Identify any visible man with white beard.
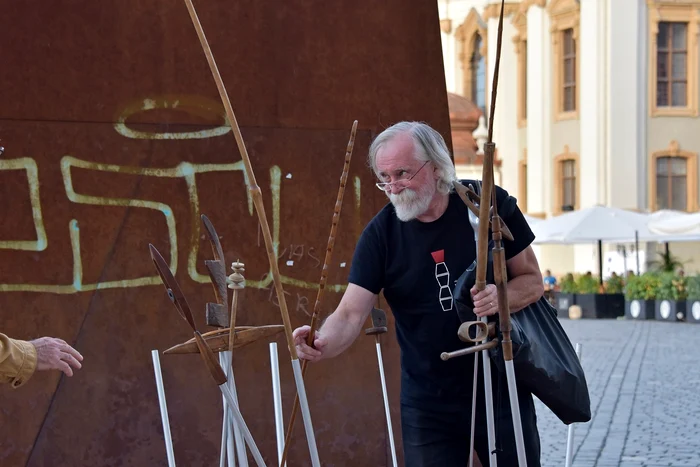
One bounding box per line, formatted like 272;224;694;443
293;121;544;466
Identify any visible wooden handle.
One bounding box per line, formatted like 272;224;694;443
306;119;357;348
194;331;227;386
163;325;285;355
149;243;197;331
364;326;388;336
440;339;499;361
201;214;225;261
227;261;245;352
457;321;489;343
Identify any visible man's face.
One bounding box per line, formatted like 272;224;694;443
375;133;436;221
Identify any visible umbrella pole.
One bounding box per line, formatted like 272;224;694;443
597;240;603;286
635;231;640;275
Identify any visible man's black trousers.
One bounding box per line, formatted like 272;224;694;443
400;362;541;467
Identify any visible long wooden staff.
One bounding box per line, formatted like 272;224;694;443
481;2;528;465
182;1;320;465
280;120;357;466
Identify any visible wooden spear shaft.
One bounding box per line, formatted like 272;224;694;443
182;1;320;465
280;121;357;466
183;0;297;357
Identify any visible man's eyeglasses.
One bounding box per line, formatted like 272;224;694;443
375;160;430;192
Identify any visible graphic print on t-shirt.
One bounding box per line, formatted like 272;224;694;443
431;249;453;311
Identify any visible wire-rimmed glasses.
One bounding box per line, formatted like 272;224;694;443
375;160;430;192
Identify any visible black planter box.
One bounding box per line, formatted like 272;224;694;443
655;300;687;322
576;293;625;319
625;299;655;320
688;300;700;324
553;292;575;317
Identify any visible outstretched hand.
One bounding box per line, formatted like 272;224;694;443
293;325;328;363
30;337;83;377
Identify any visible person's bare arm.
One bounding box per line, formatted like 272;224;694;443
505;246;544;313
294;283;376;362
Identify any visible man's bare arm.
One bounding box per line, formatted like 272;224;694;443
294;283;376;362
505;246;544;313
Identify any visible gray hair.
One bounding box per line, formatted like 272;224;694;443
368;121;457;195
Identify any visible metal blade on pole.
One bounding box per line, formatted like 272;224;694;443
151;350;176;467
290;358;320;467
219;383;267;467
219;352;235;467
481;316;497;467
375;341;398;467
504;362;527;465
468;351;479;467
225;353;249;467
270;343;286;467
365;307;398;467
565;343;583;467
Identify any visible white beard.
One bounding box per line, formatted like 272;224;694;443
388;185;435;221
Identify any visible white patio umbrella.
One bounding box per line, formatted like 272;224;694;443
648;211;700;237
530;205;659;280
523;214;542;227
530;205;655;244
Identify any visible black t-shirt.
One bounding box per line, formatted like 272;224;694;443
348;180;535;410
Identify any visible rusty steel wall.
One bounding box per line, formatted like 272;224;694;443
0;1;452;465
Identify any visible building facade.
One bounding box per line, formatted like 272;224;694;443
439;0;700;275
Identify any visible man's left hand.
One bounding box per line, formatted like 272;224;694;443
471;284;500;317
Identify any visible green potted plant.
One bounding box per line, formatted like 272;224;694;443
624;272;660;320
553;273;577;316
573;273;607;319
648;249;685;273
600;273;626;318
654;272;687;322
686;274;700;324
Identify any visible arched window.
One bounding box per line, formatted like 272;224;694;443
553;145;580;214
656;156;687;210
650;140;698;211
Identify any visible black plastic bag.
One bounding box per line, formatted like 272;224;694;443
454;248;591;425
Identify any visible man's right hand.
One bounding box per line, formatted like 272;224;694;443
30;337;83;377
293;325;328;363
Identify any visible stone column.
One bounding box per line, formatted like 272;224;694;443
525;3;551;217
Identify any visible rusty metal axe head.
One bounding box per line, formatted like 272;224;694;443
364;307;388;335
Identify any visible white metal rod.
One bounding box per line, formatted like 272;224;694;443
290;358;321;467
225;351;248;467
481;316;497;467
565;343;583;467
269;343;285;467
219;383;266;467
504;361;527;467
151;350;176;467
219;352;235;467
375;342;398;467
469;350;479;467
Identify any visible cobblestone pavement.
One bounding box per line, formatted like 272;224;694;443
535;318;700;467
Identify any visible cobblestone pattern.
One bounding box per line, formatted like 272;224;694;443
532;318;700;467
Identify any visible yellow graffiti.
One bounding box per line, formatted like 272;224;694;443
113;95;232;140
0;156;350;294
0;158;48;251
